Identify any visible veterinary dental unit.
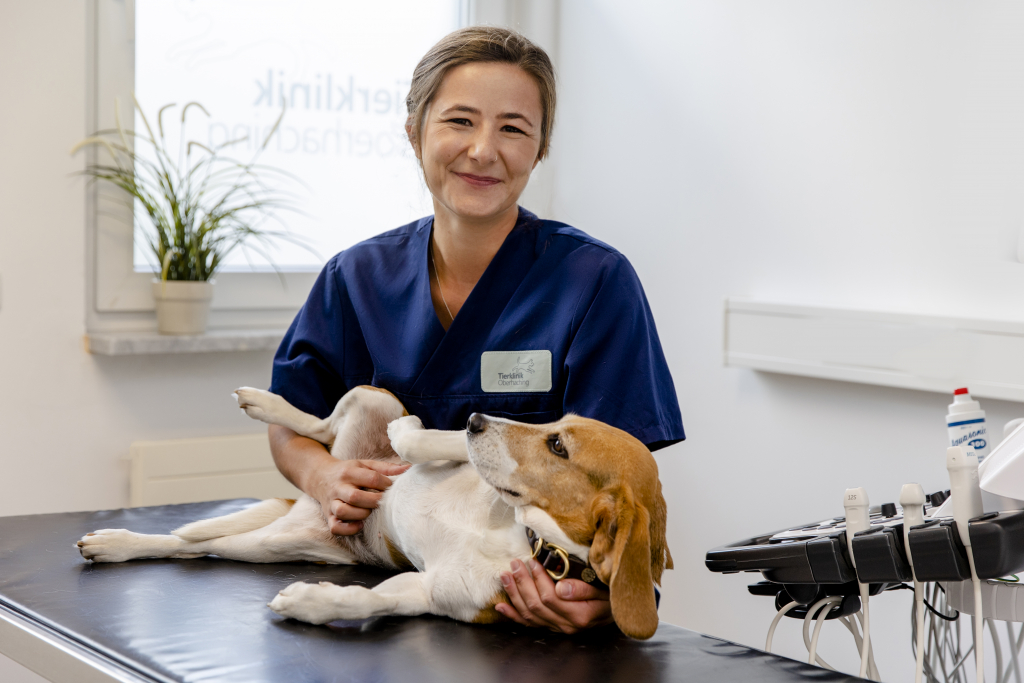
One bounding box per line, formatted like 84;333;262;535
707;388;1024;682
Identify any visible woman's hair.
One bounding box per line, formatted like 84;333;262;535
406;26;556;160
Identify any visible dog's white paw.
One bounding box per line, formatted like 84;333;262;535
387;415;424;462
268;581;349;624
77;529;156;563
233;387;283;423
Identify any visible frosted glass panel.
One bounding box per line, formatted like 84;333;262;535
134;0;463;272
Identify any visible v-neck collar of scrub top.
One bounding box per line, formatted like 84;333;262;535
409;207;540;397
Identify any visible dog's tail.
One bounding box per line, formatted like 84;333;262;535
172;498;296;542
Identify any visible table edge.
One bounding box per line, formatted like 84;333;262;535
0;601;160;683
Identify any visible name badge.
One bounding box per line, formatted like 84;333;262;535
480;350;552;393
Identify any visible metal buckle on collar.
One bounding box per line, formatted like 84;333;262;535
530;535;571;581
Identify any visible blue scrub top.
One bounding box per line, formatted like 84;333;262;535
270;208;684;451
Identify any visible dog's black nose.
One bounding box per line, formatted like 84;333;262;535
467;413;487;434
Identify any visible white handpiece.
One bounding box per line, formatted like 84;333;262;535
844;487;870;568
948;447;987;683
845;487;875;679
947;446;983;547
900;483;927;530
902;483;928;683
899;483;926;572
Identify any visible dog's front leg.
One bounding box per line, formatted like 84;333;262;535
233;387;335;445
269;571;431;624
387;416;469;464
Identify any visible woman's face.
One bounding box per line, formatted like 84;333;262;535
412;62;543;224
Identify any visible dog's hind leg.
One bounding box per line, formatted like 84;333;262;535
78;497;356;565
182;514;358;565
77;527;216;562
173;498;295;542
269;571;432;624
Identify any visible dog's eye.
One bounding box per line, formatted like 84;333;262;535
547;434;568;459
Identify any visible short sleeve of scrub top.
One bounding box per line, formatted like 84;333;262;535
270;208;684;451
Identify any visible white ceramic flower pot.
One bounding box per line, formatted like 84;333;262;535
151;279;214;335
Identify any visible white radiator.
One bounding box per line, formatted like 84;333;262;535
129;433;301;507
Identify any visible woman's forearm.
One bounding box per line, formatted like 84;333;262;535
268;424;333;498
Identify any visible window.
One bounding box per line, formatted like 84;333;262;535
134;1;466;273
86;0;555;333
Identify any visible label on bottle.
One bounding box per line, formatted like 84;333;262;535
949;418;989;462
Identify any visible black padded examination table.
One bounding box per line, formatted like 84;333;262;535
0;500;863;682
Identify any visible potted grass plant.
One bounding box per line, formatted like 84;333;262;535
73;96;308;334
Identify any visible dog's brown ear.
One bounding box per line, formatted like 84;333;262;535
590;486;659;640
648;478;672;579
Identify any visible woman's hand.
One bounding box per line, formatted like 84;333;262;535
268;425;409;536
496;558;613;634
310;458;410;536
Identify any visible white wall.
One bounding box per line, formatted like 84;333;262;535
0;2;272;514
0;5;269;678
552;1;1024;679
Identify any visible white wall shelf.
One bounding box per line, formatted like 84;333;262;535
85;329;286;356
725;299;1024;403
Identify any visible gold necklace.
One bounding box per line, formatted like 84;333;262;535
430;242;454;324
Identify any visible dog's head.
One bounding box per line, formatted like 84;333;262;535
465;413;672;640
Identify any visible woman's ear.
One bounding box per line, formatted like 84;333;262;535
405;122;421;160
589;486;659;640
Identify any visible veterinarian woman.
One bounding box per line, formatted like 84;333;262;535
268;26;684;634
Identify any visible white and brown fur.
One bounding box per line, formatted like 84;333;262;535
77;386;672;639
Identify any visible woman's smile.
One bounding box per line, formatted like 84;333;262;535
453;171;502;187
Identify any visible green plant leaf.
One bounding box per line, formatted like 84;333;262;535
72;99;314;281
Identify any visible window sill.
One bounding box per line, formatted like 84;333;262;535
85;329;286;356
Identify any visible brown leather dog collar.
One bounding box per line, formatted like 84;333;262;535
526;527;608;590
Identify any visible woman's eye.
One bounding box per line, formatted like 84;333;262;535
547;435;568;459
502;125;525;134
447;118;472;126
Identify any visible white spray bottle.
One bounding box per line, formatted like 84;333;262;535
947;387;989;463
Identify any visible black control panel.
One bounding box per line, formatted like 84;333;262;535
706;503;1024;617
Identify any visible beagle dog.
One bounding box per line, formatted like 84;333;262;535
77;386;672;639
